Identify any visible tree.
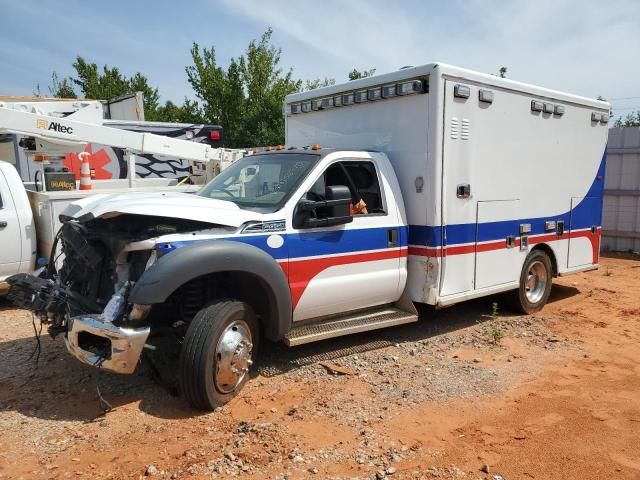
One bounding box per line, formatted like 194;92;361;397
614;112;640;127
49;72;76;98
304;77;335;91
499;67;507;78
186;28;301;147
49;57;165;120
348;68;376;81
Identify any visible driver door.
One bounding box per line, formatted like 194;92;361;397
288;158;404;322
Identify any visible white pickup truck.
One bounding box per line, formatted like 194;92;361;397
0;161;36;292
8;63;609;411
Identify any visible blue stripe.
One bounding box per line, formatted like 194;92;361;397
409;150;606;247
158;225;409;260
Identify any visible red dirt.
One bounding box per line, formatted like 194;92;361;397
0;255;638;479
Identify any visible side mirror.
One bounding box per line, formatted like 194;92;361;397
294;185;353;229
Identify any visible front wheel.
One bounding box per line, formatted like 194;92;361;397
507;250;553;314
179;300;258;410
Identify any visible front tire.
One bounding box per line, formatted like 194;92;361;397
179;300;258;410
507;250;553;314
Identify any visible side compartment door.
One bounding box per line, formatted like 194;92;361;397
288;159;402;322
475;200;521;289
568;196;601;268
0;170;22;279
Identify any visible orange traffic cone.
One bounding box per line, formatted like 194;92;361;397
79;152;92;190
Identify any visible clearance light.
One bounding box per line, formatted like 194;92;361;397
285;77;427;115
554;105;565;116
312;98;334;110
354;90;368;103
531;100;543;112
591;112;602;122
600;113;609;124
341;92;355;106
543;103;554;114
478;89;494;103
453;84;470;99
367;87;382;101
311;144;321;150
398;80;425;96
382;84;397;98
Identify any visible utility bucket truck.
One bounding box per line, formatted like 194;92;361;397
8;63;610;410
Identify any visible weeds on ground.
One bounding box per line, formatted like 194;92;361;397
480;302;503;345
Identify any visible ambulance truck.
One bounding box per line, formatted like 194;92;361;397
8;63;610;410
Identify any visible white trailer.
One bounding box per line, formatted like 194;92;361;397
285;62;610;307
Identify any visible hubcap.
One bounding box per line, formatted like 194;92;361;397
525;260;547;304
214;320;253;394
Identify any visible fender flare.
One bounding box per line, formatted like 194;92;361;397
129;240;292;340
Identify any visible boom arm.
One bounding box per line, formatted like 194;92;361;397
0;106;215;163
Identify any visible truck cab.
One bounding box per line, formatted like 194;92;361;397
0;161;35;291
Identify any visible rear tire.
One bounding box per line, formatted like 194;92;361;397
179;300;258;410
507;250;553;314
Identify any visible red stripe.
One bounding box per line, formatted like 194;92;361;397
288;249;405;310
408;228;601;263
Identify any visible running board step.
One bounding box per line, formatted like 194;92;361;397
284;307;418;346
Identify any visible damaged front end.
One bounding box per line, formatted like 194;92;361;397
7;214;214;374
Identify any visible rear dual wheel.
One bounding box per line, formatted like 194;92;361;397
179;300;258;410
508;250;553;314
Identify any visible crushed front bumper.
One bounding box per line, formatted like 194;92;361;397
65;314;150;374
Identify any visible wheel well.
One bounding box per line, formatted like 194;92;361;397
156;271;279;340
532;244;558;276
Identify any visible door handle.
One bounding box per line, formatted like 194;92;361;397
387;228;399;248
0;221;7;228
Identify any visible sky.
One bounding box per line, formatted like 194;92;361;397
1;0;639;119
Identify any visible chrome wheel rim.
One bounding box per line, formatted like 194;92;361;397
214;320;253;394
525;260;547;304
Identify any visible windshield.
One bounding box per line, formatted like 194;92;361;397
198;153;319;211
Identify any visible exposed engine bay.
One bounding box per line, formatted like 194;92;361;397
7;214;221;373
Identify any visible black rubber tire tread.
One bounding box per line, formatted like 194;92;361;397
507;249;553;315
179;300;258;410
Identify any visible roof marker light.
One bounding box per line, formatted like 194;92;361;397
453;84;470;99
600;113;609;124
398;80;425;96
311;144;321;150
478;89;493;103
354;90;368;103
301;101;311;113
531;100;543;112
290;103;301;114
554;105;565;116
591;112;601;122
367;87;382;101
333;95;343;107
543;103;554;114
382;84;397;98
341;92;355;106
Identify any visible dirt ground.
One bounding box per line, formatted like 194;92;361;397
0;255;638;480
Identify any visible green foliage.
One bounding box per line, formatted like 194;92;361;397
614;111;640;127
348;68;376;81
304;77;336;91
186;29;301;147
48;31;379;146
49;72;77;98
